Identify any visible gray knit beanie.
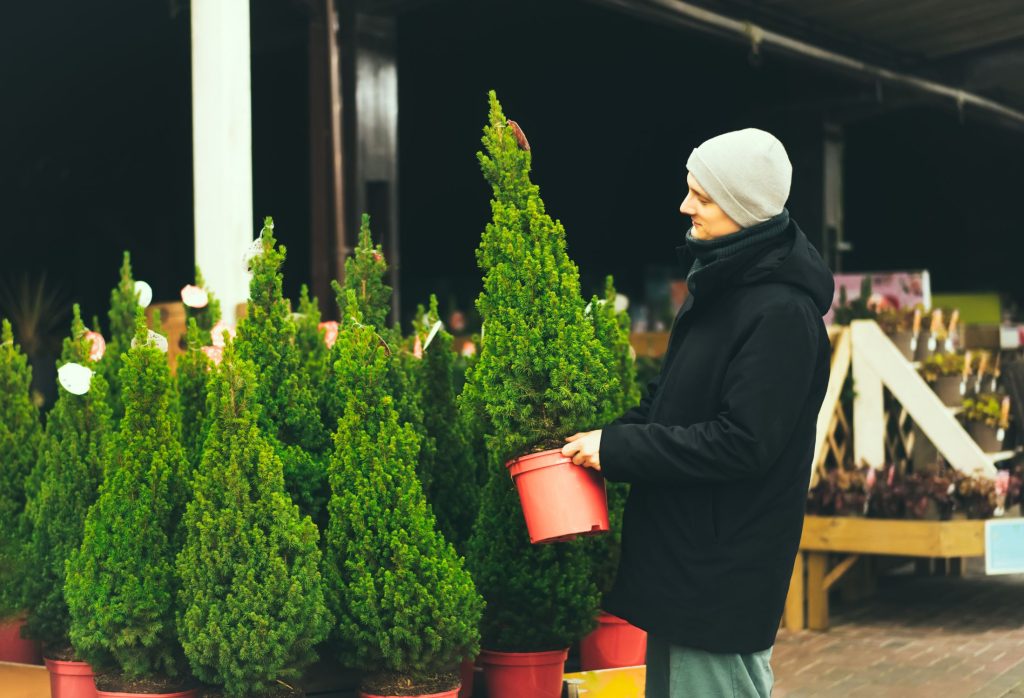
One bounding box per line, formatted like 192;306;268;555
686;128;792;229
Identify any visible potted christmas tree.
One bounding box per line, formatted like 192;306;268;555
415;295;481;553
22;307;111;696
235;218;331;525
460;91;609;697
176;319;213;474
322;291;483;698
579;277;647;671
65;314;194;697
181;266;221;334
0;318;43;664
98;252;140;422
176;345;331;697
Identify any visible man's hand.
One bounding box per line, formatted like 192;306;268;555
562;430;602;471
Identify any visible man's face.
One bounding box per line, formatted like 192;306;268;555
680;173;741;240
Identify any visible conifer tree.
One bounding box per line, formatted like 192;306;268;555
184;265;222;333
176;318;212;474
294;284;333;424
177;346;330;697
22;307;112;653
323;291;482;693
415;296;480;552
462;91;612;651
339;214;391;331
586;276;640;596
235;218;330;523
0;318;42;620
65;312;189;678
100;252;139;422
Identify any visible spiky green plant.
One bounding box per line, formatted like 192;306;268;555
65;311;189;678
99;252;139;422
176;318;212;474
22;306;112;653
235;218;330;523
0;318;43;620
322;291;482;693
461;91;611;651
184;265;222;333
176;345;330;696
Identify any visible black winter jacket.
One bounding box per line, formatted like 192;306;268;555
600;218;833;654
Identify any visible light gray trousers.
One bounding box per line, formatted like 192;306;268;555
645;634;774;698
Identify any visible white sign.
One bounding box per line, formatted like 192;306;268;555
134;280;153;308
58;363;93;395
985;518;1024;575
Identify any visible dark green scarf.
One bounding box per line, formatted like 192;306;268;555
685;208;791;282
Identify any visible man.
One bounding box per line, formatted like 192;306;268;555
563;128;834;697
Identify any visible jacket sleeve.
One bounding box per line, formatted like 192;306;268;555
608;374;661;426
600;304;821;485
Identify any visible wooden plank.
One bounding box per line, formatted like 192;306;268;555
801;515;986;557
851;320;996;478
784;552;805;631
806;552;830;631
563;666;645;698
0;661;49;698
823;554;860;591
852;323;886;469
812;327;851;487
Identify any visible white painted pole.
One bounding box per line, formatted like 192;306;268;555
191;0;253;324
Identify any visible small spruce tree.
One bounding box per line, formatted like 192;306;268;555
339;214;391;331
177;346;330;697
65;311;189;679
22;306;112;654
176;318;212;474
323;291;482;693
415;296;480;552
99;252;139;422
461;91;612;651
235;218;330;523
585;276;641;597
0;318;43;621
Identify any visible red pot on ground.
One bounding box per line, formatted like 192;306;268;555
359;689;459;698
579;611;647;670
45;658;98;698
0;615;42;664
458;657;475;698
506;448;609;544
479;648;567;698
96;690;198;698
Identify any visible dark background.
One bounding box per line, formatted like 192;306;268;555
4;0;1023;350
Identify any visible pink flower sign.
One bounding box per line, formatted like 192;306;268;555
181;284;209;309
83;330;106;362
201;345;224;366
318;321;339;349
211;321;236;348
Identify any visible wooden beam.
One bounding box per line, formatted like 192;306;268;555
812;326;851;486
801;515;986;558
823;554;860;591
783;552;805;631
851;320;996;478
806;552;829;631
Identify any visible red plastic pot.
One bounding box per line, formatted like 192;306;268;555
506;448;609;544
359;689;459;698
579;611;647;670
45;658;98;698
479;648;567;698
0;614;42;664
458;657;475;698
96;689;198;698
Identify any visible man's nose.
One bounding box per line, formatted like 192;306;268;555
680;196;694;215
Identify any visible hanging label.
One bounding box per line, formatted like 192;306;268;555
134;280;153;308
83;330;106;362
242;236;265;272
181;284;209;309
58;362;93;395
423;320;443;351
985;518;1024;575
201;345;224;366
132;329;168;353
319;321;339;349
211;321;236;348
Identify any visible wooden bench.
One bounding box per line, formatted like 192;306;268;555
784;515;986;631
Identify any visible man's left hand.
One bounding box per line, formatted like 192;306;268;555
562;430;602;471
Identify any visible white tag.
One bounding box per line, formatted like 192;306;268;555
131;329;168;353
134;281;153;308
242;236;265;272
58;362;93;395
613;293;629;313
83;330;106;362
180;284;209;309
210;321;236;348
423;320;443;350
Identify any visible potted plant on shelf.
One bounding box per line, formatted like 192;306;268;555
460;91;608;698
961;394;1010;454
920;352;965;406
176;345;331;697
22;307;111;696
98;252;140;422
579;277;647;671
0;318;43;664
952;473;998;519
65;314;195;697
322;291;483;698
807;467;869;517
876;306;922;362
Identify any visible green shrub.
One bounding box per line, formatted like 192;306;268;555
177;346;330;696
